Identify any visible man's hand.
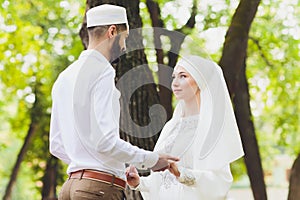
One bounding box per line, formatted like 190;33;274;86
126;165;140;188
151;154;180;172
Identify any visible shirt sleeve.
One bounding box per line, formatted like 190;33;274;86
49;99;71;164
91;69;158;170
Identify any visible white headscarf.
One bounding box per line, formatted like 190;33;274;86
155;55;244;170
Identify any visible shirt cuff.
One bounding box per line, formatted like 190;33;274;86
135;152;159;170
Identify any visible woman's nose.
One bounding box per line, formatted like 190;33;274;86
172;78;179;86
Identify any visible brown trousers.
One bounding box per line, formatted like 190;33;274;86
58;178;125;200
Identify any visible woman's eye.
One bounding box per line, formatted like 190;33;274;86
180;75;186;78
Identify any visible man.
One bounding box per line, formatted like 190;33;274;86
49;4;178;200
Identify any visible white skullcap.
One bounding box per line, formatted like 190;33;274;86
86;4;129;28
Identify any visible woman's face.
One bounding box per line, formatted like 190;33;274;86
171;66;199;101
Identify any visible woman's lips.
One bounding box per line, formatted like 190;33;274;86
173;89;182;93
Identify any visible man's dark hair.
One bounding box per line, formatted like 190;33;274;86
87;23;127;39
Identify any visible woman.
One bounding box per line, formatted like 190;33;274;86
126;55;244;199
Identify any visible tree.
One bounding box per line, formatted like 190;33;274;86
219;0;266;199
3;109;38;200
245;0;300;198
288;154;300;200
41;156;59;200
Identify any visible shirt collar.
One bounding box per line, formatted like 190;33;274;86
79;49;110;66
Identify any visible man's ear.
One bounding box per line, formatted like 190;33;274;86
107;25;117;39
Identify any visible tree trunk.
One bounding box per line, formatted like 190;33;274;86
288;154;300;200
146;0;172;121
219;0;266;199
3;122;38;200
146;0;198;121
42;156;58;200
3;85;45;200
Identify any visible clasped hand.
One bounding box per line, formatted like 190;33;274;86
126;154;180;188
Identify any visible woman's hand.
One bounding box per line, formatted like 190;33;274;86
168;161;181;177
126;165;140;188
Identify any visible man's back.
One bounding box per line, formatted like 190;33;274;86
50;50;126;177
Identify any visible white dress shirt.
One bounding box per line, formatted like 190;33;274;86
49;50;158;178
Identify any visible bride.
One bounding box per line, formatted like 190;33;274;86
126;55;244;200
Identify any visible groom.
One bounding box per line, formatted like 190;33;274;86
49;4;178;199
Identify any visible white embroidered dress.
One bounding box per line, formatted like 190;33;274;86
158;115;199;199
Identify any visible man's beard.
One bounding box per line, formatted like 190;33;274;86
110;35;122;65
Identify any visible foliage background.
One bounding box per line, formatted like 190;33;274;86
0;0;85;198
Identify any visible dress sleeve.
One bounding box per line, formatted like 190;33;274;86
135;176;150;192
178;164;233;199
135;172;163;195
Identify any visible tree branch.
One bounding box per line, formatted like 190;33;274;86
249;36;273;67
3;122;38;200
146;0;165;65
